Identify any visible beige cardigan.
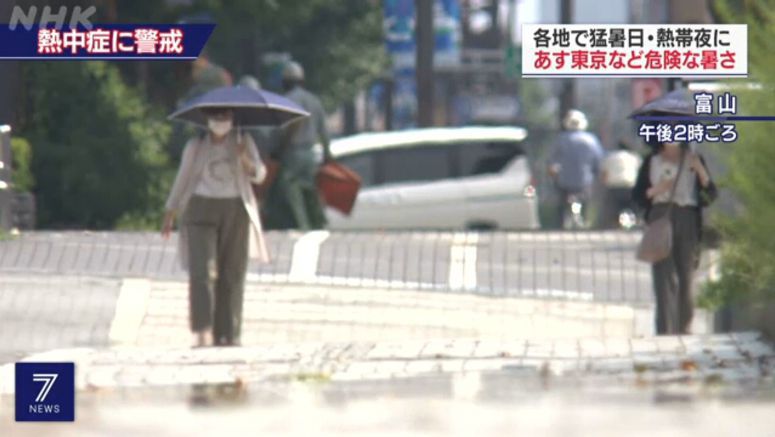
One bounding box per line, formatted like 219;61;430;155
165;131;270;270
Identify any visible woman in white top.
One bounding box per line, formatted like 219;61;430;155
632;141;717;335
162;107;268;347
600;140;643;228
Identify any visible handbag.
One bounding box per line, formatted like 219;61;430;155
636;152;685;263
317;161;361;215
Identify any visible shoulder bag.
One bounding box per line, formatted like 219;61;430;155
636;151;685;263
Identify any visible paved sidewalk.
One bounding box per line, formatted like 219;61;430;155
0;333;775;394
2;333;772;395
4;382;775;437
0;275;120;363
132;280;640;347
0;274;711;365
1;333;773;436
0;268;766;436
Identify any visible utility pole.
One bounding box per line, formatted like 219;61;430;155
0;0;19;126
344;101;356;135
384;77;394;131
558;0;575;127
416;0;434;127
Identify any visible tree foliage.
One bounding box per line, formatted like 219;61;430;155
183;0;388;110
108;0;387;112
15;1;386;229
10;137;34;192
18;62;170;229
17;0;387;111
700;0;775;307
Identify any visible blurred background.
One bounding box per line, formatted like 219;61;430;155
0;0;740;231
1;4;775;430
0;1;772;299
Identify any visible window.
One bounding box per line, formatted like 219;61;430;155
338;152;376;187
458;141;524;176
378;145;453;185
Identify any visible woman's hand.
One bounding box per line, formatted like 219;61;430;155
237;140;257;177
161;210;176;240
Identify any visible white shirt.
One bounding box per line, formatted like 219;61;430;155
194;139;240;198
165;133;270;269
601;150;641;188
650;154;697;207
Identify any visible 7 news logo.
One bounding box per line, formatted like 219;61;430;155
15;362;75;421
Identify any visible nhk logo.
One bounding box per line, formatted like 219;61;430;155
15;362;75;422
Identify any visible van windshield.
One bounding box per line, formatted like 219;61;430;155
458;141;525;176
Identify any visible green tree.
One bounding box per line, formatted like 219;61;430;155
188;0;387;110
17;1;387;113
111;0;387;112
700;0;775;307
18;62;170;229
13;1;386;230
10;137;34;192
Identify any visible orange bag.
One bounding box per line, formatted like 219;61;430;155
316;161;361;216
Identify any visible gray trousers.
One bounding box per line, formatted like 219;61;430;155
183;195;249;343
648;204;700;335
264;148;327;231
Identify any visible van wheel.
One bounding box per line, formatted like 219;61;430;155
466;221;497;231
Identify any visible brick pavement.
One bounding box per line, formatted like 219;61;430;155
0;276;735;395
3;368;775;437
0;273;712;365
0;332;771;395
0;233;767;436
131;280;639;348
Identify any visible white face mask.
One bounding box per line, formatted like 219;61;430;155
208;118;232;137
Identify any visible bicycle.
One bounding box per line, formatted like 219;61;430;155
563;193;586;230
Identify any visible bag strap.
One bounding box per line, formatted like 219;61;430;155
665;149;686;211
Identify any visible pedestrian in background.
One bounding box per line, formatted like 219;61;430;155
600;139;642;228
169;50;234;163
547;109;604;228
162;107;268;347
236;75;278;160
263;61;332;230
185;50;233;101
632;141;717;335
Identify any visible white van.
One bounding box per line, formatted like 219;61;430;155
326;126;539;230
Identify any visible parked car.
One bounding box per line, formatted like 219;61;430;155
325;126;539;230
